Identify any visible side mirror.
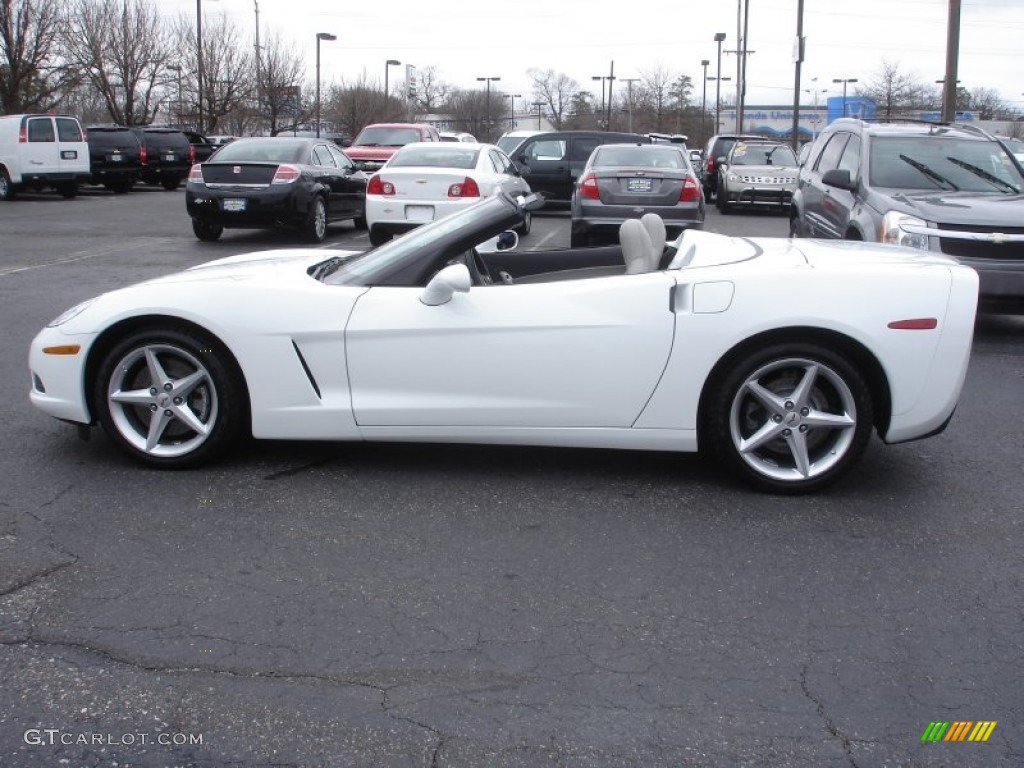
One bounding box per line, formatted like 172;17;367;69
822;168;856;191
420;263;472;306
476;230;519;254
716;156;727;165
341;138;352;147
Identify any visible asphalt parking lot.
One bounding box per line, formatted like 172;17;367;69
1;186;1022;767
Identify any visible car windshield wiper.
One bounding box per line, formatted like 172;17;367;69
899;154;959;191
309;255;352;281
945;155;1020;194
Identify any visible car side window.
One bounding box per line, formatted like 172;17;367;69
27;118;55;143
327;144;354;170
524;139;567;161
55;118;83;142
837;134;861;178
489;149;512;175
312;145;336;167
571;138;601;162
815;132;850;174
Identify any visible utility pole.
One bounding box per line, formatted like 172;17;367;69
727;0;754;133
791;0;804;151
254;1;262;123
606;60;615;131
622;78;640;133
941;0;961;122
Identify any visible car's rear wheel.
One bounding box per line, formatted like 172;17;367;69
369;227;392;246
704;343;873;493
304;196;328;242
94;327;245;468
0;169;15;201
59;183;78;199
192;219;223;241
162;177;181;191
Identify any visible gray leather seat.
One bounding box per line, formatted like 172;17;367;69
619;219;654;275
641;213;667;270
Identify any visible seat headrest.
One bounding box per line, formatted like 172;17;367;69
620;219;654;275
641;213;666;269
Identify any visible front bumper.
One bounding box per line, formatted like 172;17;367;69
721;183;794;206
29;326;96;424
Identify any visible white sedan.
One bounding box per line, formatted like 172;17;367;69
29;194;978;493
365;142;531;246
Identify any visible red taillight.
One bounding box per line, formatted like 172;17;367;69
271;164;301;184
579;173;600;200
706;156;716;175
887;318;938;330
18;125;26;143
367;175;395;195
188;145;195;164
679;176;700;202
448;176;480;198
188;163;203;183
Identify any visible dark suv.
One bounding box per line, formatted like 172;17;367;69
701;133;765;200
85;126;145;193
131;127;194;190
790;119;1024;313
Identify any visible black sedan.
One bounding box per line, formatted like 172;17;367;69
569;143;705;246
186;137;367;243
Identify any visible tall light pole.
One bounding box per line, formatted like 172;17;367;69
315;32;336;137
532;101;544;130
505;93;521;128
196;0;205;131
832;77;858;118
592;75;609;129
168;64;183;126
384;59;401;118
621;78;639;133
476;76;500;141
254;1;261;121
941;0;961;123
714;32;726;134
804;79;827;139
700;59;709;140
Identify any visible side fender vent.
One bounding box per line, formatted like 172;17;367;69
291;340;322;399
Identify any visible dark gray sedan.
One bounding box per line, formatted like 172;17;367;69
569;143;705;246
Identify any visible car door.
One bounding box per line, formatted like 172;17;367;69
327;144;366;216
514;136;568;203
23;116;58;176
345;272;676;428
310;144;345;218
54;117;86;175
802;132;850;238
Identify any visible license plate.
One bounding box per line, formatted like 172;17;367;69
163;154;175;162
61;150;78;160
406;205;434;222
109;153;123;162
627;177;653;192
223;199;246;212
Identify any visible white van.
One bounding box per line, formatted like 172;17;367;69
0;114;91;200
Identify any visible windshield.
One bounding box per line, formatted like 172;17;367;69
869;136;1023;193
353;127;422;147
389;147;479;169
593;146;685;169
497;135;531;153
211;140;305;163
730;143;796;166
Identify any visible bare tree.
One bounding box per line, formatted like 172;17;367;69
411;65;451;113
528;68;577;130
564;91;597;130
257;32;306;135
967;87;1008;120
442;88;494;139
64;0;171;125
0;0;75;113
326;72;382;138
859;60;930;119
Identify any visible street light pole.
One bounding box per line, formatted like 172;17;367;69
506;93;521;128
196;0;204;131
832;77;858;118
591;75;607;129
621;78;639;133
384;59;401;119
533;101;544;130
476;76;500;141
315;32;336;138
714;32;726;134
700;60;709;141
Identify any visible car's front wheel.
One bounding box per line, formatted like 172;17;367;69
94;327;246;467
304;196;328;242
162;177;181;191
704;343;873;493
192;219;223;241
517;210;532;236
0;169;15;201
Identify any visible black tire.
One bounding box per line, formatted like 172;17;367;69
108;181;132;194
718;194;732;214
60;183;78;199
368;227;392;246
353;214;368;230
304;196;328;243
93;327;246;468
0;169;15;200
569;228;589;248
517;210;532;236
703;342;874;494
161;177;181;191
192;218;223;241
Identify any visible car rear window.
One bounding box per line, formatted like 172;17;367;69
87;128;138;149
211;140;306;164
56;118;83;142
869;136;1023;193
389;147;479;169
353;127;423;146
593;147;684;169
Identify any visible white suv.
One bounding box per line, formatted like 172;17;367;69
0;114;91;200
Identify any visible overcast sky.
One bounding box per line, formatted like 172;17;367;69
157;0;1023;111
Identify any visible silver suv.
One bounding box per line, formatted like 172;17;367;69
790;119;1024;313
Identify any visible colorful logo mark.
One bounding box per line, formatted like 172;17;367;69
921;721;997;742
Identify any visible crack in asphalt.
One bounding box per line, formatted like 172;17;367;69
800;663;861;768
0;559;77;599
262;458;335;480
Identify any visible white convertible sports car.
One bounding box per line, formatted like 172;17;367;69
29;194;978;493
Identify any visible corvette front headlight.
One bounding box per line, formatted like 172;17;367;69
47;297;97;327
881;211;930;250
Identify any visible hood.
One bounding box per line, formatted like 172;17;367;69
791;238;959;269
880;190;1024;227
345;146;400;160
138;249;361;286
